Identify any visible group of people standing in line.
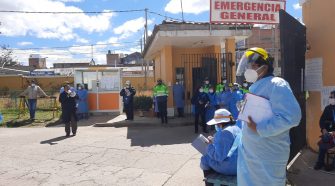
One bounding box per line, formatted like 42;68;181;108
191;77;249;134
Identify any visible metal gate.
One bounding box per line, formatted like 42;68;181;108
181;53;233;114
279;10;307;162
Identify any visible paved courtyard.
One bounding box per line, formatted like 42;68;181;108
0;125;204;186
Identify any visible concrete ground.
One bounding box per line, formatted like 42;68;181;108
0;117;205;186
1;114;335;185
287;148;335;186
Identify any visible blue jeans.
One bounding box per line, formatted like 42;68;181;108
28;99;37;119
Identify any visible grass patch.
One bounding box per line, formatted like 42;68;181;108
0;109;60;127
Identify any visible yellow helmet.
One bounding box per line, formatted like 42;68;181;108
236;47;270;76
245;47;269;62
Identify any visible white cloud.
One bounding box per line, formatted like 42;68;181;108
0;0;114;41
293;3;302;10
56;0;84;2
165;0;209;15
17;41;33;46
12;42;141;67
75;37;89;44
113;17;153;39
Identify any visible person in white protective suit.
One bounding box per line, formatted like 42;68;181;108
235;47;302;186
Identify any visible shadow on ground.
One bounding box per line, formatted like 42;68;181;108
126;125;205;147
6;119;34;127
40;135;72;145
287;148;335;186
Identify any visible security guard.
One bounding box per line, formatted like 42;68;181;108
120;80;136;120
153;79;169;123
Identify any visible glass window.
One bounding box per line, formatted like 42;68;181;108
99;71;120;91
175;68;184;85
83;71;97;91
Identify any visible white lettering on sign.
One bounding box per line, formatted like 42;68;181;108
210;0;286;24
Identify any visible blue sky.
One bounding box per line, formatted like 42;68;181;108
0;0;302;67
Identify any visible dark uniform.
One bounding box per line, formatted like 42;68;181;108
192;89;209;133
59;88;78;137
120;85;136;120
314;102;335;170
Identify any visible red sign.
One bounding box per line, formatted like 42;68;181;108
210;0;286;24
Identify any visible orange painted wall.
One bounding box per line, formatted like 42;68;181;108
121;77;155;92
153;44;238;108
303;0;335;150
152;45;226;108
88;92;119;111
0;75;74;92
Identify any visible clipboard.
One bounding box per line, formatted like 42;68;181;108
191;134;209;155
238;93;274;124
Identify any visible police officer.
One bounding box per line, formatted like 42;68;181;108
216;77;227;94
120;80;136;120
241;80;249;94
191;86;210;133
153;79;169;123
202;77;211;93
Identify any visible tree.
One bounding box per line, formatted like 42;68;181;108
0;45;17;68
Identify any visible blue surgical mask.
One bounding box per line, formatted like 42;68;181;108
215;125;221;132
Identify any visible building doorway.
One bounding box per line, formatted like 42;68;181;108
181;53;233;114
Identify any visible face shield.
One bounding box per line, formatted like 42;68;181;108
236;51;262;76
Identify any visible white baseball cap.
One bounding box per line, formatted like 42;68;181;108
206;109;233;125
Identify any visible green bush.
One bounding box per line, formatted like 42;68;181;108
134;96;153;111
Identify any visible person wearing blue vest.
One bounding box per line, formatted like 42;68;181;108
200;109;241;185
236;47;301;186
153;79;169;124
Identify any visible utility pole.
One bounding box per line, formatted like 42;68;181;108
90;44;95;65
143;29;146;48
144;8;148;45
180;0;184;22
140;38;143;54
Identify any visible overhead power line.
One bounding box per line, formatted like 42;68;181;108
147;10;183;22
10;41;141;51
0;9;145;14
0;9;183;21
